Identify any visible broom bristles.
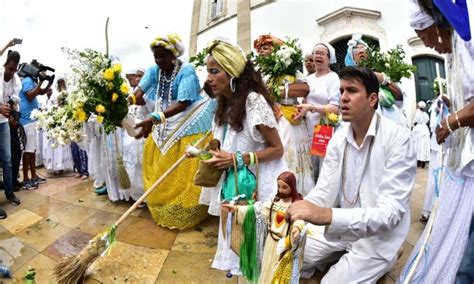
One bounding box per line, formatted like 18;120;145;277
55;235;106;284
117;155;131;190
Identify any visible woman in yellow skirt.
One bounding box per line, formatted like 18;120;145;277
132;34;215;229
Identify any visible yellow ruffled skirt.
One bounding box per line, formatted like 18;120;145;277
143;134;210;230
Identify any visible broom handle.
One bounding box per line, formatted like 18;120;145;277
113;131;211;227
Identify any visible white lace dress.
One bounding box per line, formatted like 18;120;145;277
400;34;474;284
199;92;288;274
412;109;431;161
278;116;315;196
41;94;74;171
120;105;145;200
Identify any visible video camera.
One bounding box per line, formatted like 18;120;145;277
18;59;55;90
7;96;21;122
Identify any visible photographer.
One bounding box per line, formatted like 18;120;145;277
19;60;49;189
0;50;22;219
0;39;19;58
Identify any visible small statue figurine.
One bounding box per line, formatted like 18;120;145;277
222;171;305;283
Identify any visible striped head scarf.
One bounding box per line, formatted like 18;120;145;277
150;33;185;57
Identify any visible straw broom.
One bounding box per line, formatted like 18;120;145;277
54;131;211;283
114;131;131;189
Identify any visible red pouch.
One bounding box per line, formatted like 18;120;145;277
311;125;334;157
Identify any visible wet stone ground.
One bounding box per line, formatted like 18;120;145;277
0;167;429;283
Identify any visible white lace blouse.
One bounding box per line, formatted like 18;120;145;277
199;92;288;215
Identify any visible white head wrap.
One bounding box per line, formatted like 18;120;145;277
409;0;435;30
313;42;337;64
418;101;426;109
125;68;137;75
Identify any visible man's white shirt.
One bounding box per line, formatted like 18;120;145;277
305;113;416;261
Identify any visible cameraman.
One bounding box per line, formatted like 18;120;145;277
0;50;22;219
19;60;48;189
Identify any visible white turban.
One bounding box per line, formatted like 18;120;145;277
418;101;426;109
409;0;435;30
313;42;337;64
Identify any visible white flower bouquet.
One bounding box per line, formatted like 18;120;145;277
254;38;303;102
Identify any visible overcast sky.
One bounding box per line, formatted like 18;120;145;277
1;0;194;76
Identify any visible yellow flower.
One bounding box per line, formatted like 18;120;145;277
76;109;87;122
120;83;129;94
95;104;106;113
103;68;114;81
73;108;87;122
111;93;119;102
96;115;104;124
112;63;122;73
327;112;339;124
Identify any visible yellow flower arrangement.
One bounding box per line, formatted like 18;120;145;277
107;82;114;90
319;111;339;128
112;63;122;73
111;93;119;102
65;48;129;134
327;113;339;124
103;68;115;81
120;82;129;94
77;109;87;122
72;108;87;122
95;104;106;113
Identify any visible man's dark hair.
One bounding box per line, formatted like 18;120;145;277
340;66;379;95
340;66;379;109
5;50;20;65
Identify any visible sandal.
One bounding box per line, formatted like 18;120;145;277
80;175;89;180
419;215;429;222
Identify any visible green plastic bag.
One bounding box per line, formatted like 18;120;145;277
379;86;396;108
221;152;257;202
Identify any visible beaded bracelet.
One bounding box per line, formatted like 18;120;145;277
248;152;256;165
381;73;390;86
129;94;136;105
158;111;166;124
445;116;454;133
235;151;244;168
150;112;161;124
455;111;462;129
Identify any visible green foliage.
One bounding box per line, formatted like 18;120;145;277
190;47;209;68
432;77;447;96
359;45;417;83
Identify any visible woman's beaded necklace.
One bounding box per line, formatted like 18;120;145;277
153;60;181;141
155;60;181;113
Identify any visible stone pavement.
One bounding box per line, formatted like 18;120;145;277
0;166;429;283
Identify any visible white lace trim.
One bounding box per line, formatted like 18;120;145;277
246;92;278;144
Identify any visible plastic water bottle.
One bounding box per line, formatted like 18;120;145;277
0;265;11;278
